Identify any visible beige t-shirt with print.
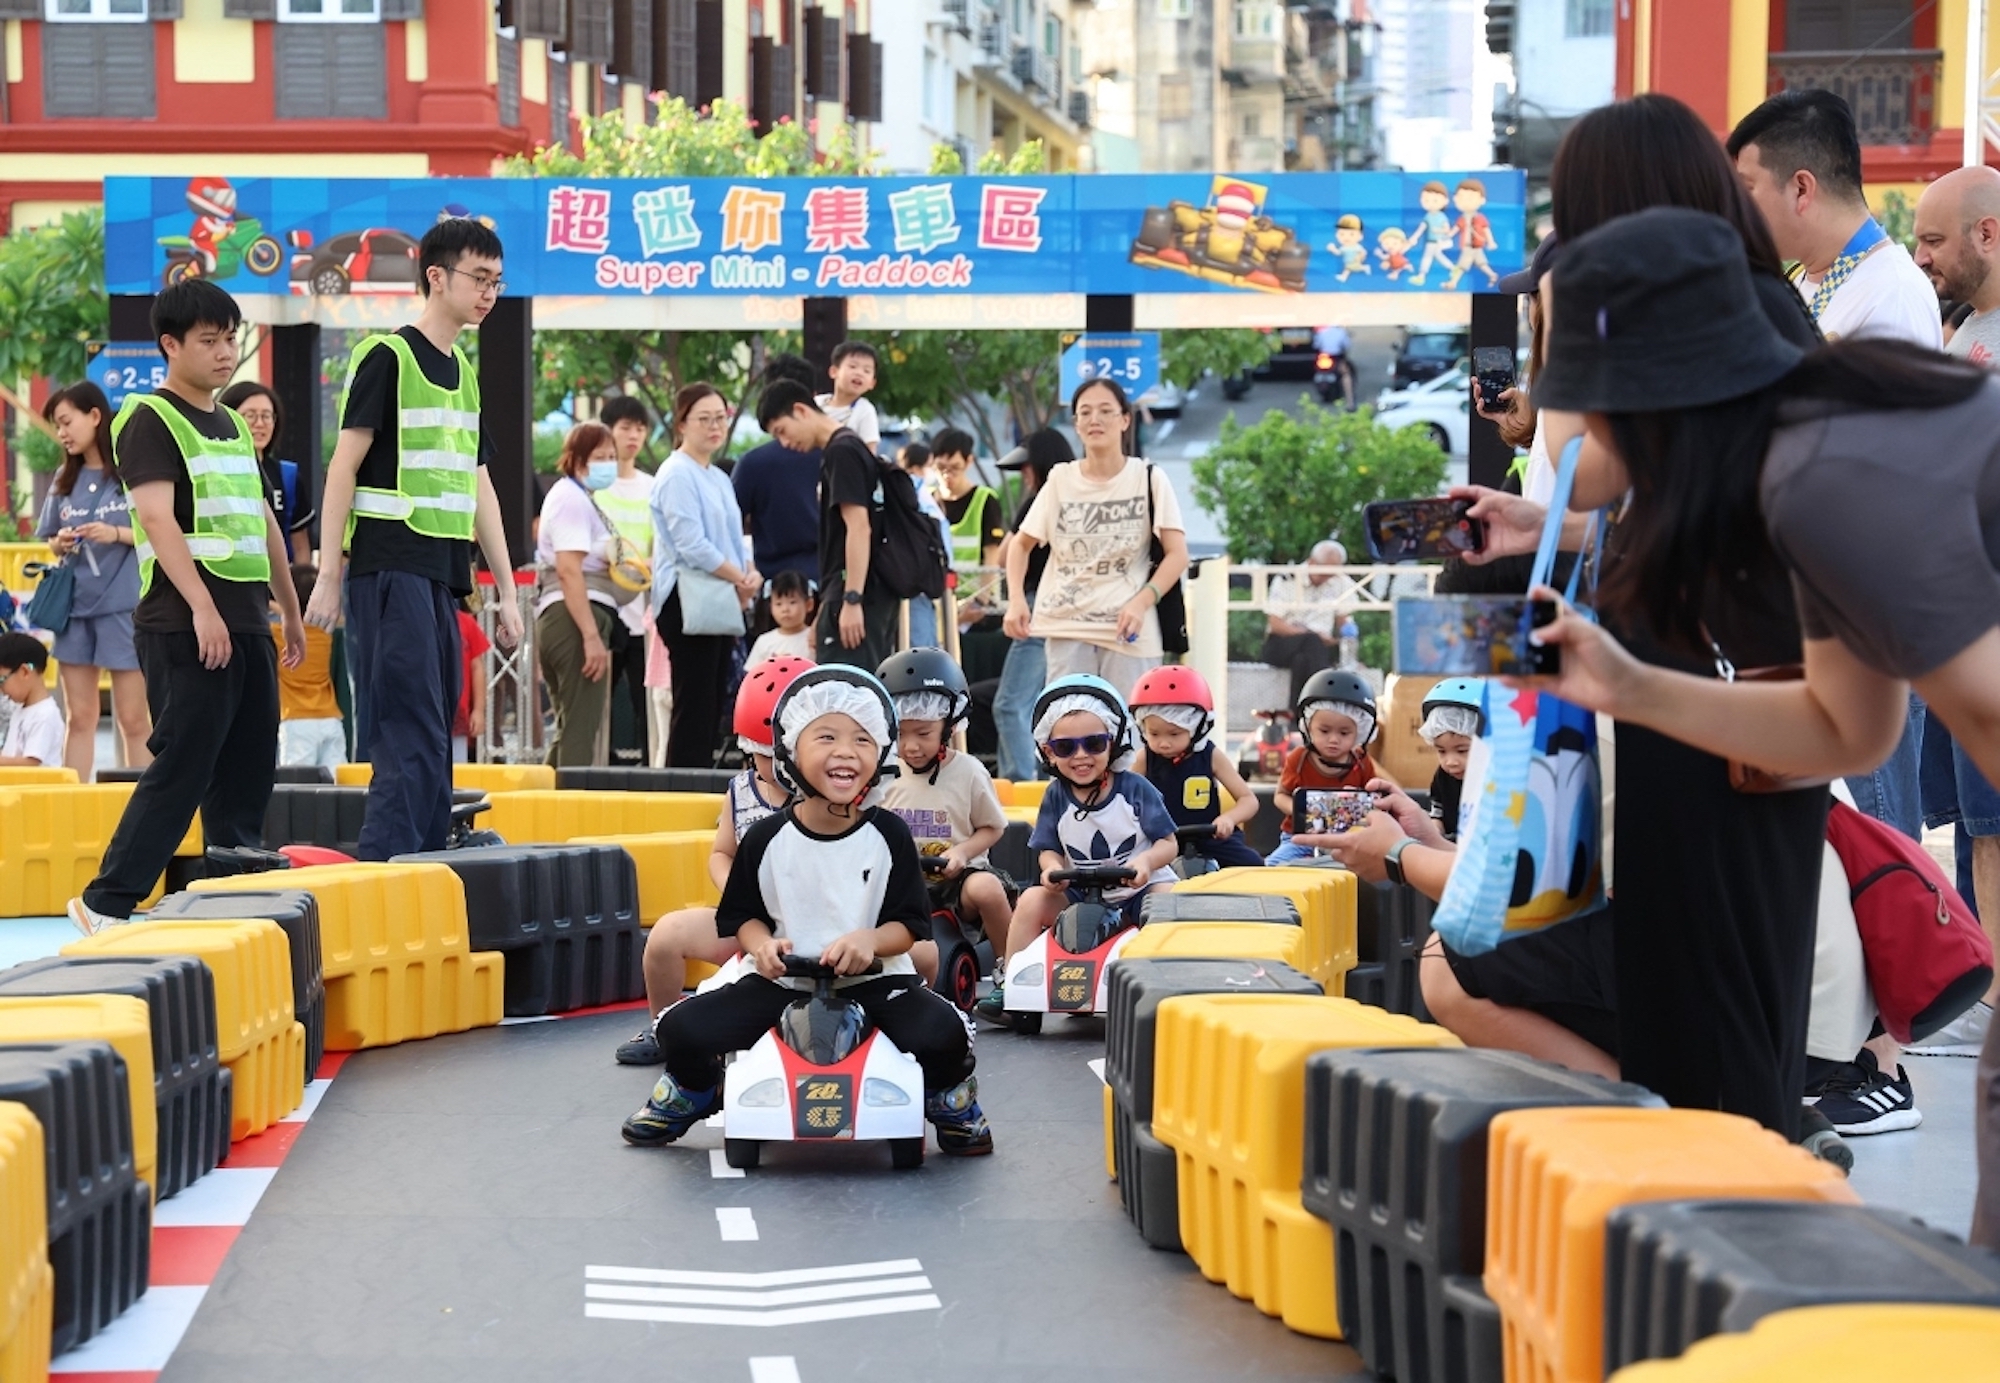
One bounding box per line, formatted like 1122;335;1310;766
1019;456;1185;657
880;749;1008;869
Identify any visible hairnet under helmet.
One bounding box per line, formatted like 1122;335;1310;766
892;691;956;725
771;666;898;798
1031;673;1137;773
1301;699;1377;748
1135;703;1208;738
1421;704;1481;744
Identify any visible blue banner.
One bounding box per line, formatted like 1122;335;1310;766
1060;332;1160;404
104;172;1526;299
85;343;168;410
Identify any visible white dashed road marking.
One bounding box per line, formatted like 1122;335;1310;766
709;1147;746;1178
716;1207;759;1241
750;1359;802;1383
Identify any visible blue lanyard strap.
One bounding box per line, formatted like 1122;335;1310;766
1529;433;1603;614
1839;218;1888;260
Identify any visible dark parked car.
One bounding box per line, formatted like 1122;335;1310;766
1391;325;1471;390
1221;326;1321;398
288;228;422;297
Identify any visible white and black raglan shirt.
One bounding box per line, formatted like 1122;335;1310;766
717;805;932;990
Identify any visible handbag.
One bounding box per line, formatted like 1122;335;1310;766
676;568;746;637
1430;436;1606;955
1143;463;1189;655
23;559;74;636
1709;643;1831;794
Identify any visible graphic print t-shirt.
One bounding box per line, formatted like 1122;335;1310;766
1027;770;1179;903
1018;457;1183;657
880;750;1008;869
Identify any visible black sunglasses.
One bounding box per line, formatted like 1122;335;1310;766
1046;733;1113;758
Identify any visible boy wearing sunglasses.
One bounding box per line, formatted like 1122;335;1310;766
977;673;1179;1026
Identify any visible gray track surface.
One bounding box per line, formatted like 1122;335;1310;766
159;1010;1365;1381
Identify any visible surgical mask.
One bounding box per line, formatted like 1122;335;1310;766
585;460;617;491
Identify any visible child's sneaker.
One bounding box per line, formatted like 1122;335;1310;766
614;1023;661;1065
67;897;124;937
620;1073;719;1146
972;981;1010;1027
925;1075;994;1156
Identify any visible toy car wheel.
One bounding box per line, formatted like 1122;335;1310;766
935;941;981;1013
890;1137;925;1171
164;259;199;287
1011;1011;1042;1036
723;1138;761;1170
311;265;351;296
246;237;284;275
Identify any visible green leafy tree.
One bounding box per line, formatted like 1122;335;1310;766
1877;188;1915;252
1191;402;1450;562
1159;328;1272;390
0;210;108;388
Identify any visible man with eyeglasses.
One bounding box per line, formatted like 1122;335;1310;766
307;217;524;859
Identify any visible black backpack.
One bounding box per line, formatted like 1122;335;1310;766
869;457;949;601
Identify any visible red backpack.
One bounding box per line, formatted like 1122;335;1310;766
1825;800;1994;1044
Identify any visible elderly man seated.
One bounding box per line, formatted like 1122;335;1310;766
1260;538;1350;704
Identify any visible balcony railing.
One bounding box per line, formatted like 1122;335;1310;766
942;0;971;36
1768;48;1941;147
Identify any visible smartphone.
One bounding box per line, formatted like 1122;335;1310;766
1364;498;1487;563
1392;595;1560;676
1472;346;1516;412
1303;789;1377;835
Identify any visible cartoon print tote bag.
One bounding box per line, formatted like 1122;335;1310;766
1431;437;1605;954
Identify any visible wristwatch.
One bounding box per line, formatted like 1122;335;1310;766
1383;837;1416;887
842;590;864;607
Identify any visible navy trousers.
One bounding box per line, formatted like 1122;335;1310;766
347;570;460;860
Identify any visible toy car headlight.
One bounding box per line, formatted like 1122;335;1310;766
862;1079;911;1107
1014;963;1045;989
736;1078;785;1108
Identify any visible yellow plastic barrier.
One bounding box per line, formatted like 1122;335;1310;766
994;779;1049;810
1120;920;1311;980
1151;993;1461;1338
0;767;77;785
1167;866;1357;994
333;763;371;787
0;784;201;916
0;1102;51;1383
0;543;55;596
192;862;503;1049
453;763;557;793
482;790;723;844
1001;803;1040;828
0;994;156;1193
1486;1106;1859;1383
66;919;305;1139
571;829;724;983
1606;1303;2000;1382
1102;1082;1117;1182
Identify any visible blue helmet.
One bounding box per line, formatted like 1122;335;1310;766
1031;673;1137;772
1422;677;1486;735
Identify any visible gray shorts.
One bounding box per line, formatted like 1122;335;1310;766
51;612;139;671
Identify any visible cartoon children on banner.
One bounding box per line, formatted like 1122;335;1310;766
1409;181;1456;286
1376;226;1412;280
1332;214;1371;281
1328;177;1500;289
1444;178;1499;288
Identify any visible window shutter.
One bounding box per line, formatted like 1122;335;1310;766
693;0;723;105
769;42;793;121
550;53;572;142
564;0;612;65
518;0;565;44
381;0;424;20
149;0;184;20
612;0;650;85
274;24;386;119
498;32;521;125
43;26;157;118
0;0;40;18
803;7;840;98
221;0;275;16
845;31;880;120
655;0;698;100
748;33;773;129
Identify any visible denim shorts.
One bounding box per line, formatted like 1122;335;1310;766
51;611;138;671
1921;706;2000;837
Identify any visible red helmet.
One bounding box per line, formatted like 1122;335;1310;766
1129;665;1216;745
185;177;236;221
733;655;814;749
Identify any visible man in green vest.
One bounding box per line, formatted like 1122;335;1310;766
305;218;523;859
69;279;306;934
597;394;654;765
929;427;1007;616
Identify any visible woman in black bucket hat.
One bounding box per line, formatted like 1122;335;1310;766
1523;204;2000;1238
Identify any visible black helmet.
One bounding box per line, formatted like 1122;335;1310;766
876;647;971;729
770;665;899;800
1297;668;1378;741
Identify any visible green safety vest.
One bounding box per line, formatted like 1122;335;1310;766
946;485;999;572
112;393;270;597
596;484;654;558
342;333;480;543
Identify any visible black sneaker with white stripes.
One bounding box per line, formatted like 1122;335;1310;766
1809;1049;1922;1136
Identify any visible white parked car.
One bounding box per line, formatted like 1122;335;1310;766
1374;362;1469;458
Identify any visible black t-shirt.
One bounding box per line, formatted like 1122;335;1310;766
716;805;933;945
341;326;493;596
940;486;1006;557
260;452;316;537
1010;484;1051;597
114;390;274;636
818;427;880;596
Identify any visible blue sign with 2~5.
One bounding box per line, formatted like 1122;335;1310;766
86;343;167;410
1060;332;1160;404
102;171;1526;299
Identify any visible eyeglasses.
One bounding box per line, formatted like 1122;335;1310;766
237;409;275;425
685;412;731;427
446;267;506;296
1074;407;1124;422
1045;733;1112;758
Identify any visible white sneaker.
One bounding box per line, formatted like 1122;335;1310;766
1907;1001;1993;1058
66;897;124;937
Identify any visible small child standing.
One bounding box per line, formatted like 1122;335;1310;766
451;601;491;763
1268;668;1389;865
0;634;63;768
746;570;816;668
1128;665;1263;870
623;665;991;1156
1419;678;1482;843
816;340;882;454
275;563;346;768
978;674;1178;1025
877;649;1016;965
